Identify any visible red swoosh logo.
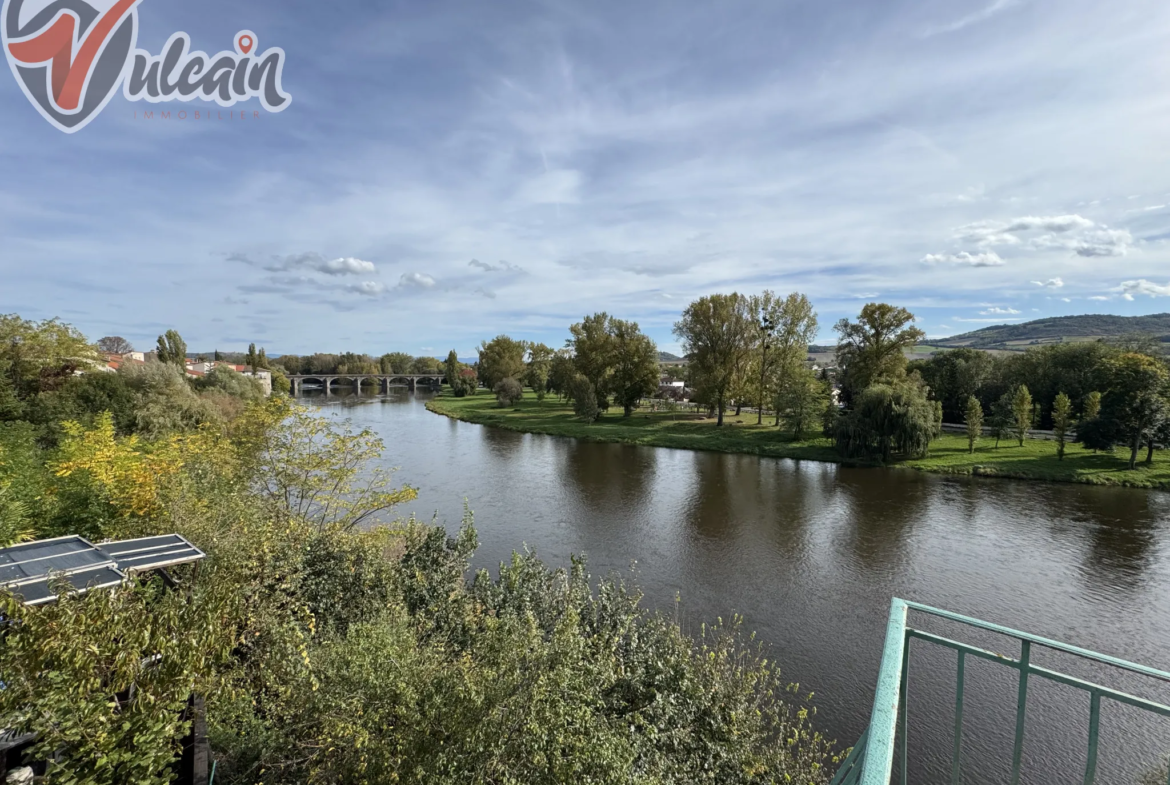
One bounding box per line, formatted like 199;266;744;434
7;0;139;112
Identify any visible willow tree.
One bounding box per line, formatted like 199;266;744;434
835;378;935;463
673;294;754;426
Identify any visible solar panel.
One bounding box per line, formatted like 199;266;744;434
0;534;205;606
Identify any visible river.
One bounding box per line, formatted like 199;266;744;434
306;390;1170;784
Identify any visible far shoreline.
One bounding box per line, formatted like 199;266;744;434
425;392;1170;491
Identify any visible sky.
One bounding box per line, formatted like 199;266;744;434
3;0;1170;358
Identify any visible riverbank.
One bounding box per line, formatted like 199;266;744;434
426;393;1170;489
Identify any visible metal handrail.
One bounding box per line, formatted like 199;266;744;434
836;598;1170;785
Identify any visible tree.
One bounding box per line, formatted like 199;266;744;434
444;350;461;388
1052;392;1073;460
380;352;414;375
451;368;478;397
524;343;554;402
568;313;616;407
257;348;270;370
1096;353;1170;469
835;378;935;462
769;293;819;426
908;348;996;423
1085;391;1102;421
1011;385;1033;446
548;352;576;400
567;375;599;423
97;336;133;355
776;367;826;440
271;369;291;396
155;330;187;367
411;356;442;374
673;293;754;426
214;349;222;362
1;315;100;398
989;392;1014;449
834;303;925;401
246;343;259;372
493;378;524;407
477;336;527;391
964;395;983;453
608;320;659;416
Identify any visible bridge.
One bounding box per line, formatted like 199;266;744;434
287;374;444;396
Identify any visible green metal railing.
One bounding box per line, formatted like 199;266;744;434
831;598;1170;785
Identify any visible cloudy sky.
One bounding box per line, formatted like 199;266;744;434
3;0;1170;357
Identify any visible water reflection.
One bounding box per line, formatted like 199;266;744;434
306;394;1170;785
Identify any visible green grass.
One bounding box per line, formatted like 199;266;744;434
427;392;1170;490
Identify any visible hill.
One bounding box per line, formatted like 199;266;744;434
931;313;1170;350
658;351;684;363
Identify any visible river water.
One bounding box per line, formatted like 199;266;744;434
306;390;1170;784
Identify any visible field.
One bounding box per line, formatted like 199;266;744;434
427;392;1170;490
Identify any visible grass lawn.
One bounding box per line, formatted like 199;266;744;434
427;392;1170;490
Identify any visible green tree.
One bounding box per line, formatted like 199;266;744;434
776;367;826;440
835;378;935;462
673;293;754;426
567;374;600;423
493;377;524;407
568;313;616;406
411;356;442;374
257;347;270;370
834;303;925;401
768;293;819;427
989;392;1013;449
964;395;983;453
477;336;528;391
1;314;100;398
1052;392;1073;460
1011;385;1033;446
271;368;291;396
1097;353;1170;469
380;352;414;375
548;352;576;400
1085;390;1102;421
245;342;259;372
156;330;188;367
444;350;461;388
524;343;555;402
608;319;659;416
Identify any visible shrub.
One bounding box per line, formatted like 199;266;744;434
493;377;524;407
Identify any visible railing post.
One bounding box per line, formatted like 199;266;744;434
860;597;909;785
952;651;965;785
1009;640;1031;785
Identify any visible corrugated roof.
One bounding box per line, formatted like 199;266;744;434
0;534;205;606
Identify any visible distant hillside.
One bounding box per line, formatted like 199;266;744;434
932;313;1170;350
658;351;684;363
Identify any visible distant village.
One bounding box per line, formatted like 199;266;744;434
102;351;274;395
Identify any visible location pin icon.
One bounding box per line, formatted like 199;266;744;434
236;31;256;55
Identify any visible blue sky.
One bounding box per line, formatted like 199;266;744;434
3;0;1170;357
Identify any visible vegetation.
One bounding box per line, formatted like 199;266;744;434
1;314;837;784
931;313;1170;351
835;380;935;462
964;395;983;453
1052;393;1072;460
493;376;524;407
477;335;528;390
673;294;754;426
835;303;924;402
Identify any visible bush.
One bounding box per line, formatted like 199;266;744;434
195;365;265;400
568;374;600;422
493;377;524;407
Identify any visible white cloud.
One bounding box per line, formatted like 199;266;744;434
921;251;1005;267
1030;277;1064;288
319;257;378;275
1114;279;1170;300
399;272;436;289
1088;295;1111;301
347;281;386;296
951;215;1131;257
468;259;525;273
980;306;1021;315
953;316;1025;323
